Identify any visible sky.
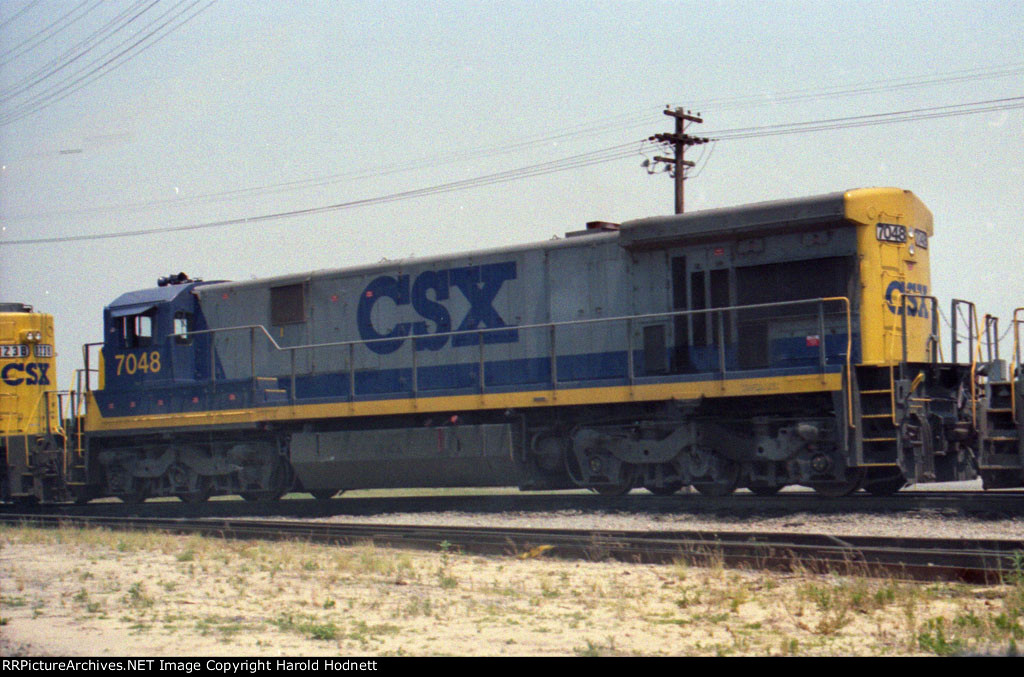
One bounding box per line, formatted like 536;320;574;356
1;0;1022;387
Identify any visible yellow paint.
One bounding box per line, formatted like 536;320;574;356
844;188;934;365
0;310;61;439
85;372;844;433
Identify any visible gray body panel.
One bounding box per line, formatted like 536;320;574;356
290;424;519;489
191;193;860;389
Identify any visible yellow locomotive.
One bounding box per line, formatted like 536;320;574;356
0;303;67;502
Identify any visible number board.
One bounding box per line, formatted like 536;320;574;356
1;345;30;358
876;223;907;244
914;229;928;249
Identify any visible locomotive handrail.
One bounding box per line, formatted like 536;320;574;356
172;296;854;422
1013;308;1022;420
898;294;940;366
983;314;1000;362
81;342;104;393
969;304;984;429
176;297;851;360
951;299;976;365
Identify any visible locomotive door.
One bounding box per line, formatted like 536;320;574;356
670;250;733;374
878;239;906;364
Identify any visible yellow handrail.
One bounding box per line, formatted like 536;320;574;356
1014;308;1023;420
967;304;988;429
821;296;854;428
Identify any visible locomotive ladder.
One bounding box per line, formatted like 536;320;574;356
977;307;1024;485
854;364;900;469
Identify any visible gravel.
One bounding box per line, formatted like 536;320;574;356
310;504;1024;540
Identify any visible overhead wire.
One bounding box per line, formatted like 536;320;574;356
0;0;45;33
0;0;216;126
0;141;650;246
0;0;155;102
3;91;1022;246
2;60;1020;221
0;0;97;67
706;96;1024;140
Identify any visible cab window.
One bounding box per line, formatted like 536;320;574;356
174;311;193;344
120;311;155;348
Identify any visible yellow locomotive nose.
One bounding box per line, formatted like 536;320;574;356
1;304;65;502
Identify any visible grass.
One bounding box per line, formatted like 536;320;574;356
2;524;1023;656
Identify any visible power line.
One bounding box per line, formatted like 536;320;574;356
708;96;1024;140
0;141;649;246
686;62;1024;112
3;61;1020;222
0;0;216;126
0;0;45;33
0;1;156;102
3;93;1021;246
0;0;98;67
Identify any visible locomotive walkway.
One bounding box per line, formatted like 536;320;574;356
4;512;1022;585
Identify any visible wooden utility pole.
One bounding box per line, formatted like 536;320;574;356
650;107;709;213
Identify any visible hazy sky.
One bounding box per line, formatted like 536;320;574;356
1;0;1022;385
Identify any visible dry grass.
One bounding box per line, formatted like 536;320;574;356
0;524;1021;656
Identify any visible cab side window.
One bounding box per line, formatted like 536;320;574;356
120;312;155;348
174;312;193;345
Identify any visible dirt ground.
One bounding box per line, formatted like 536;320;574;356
1;525;1021;656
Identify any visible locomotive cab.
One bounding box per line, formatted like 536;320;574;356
99;275;215;403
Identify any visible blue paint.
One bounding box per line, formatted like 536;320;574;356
93;336;857;419
357;261;519;355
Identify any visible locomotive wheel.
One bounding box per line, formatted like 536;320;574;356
591;480;633;496
178;477;212;504
692;459;740;497
240;458;292;502
118;480;149;505
863;471;906;497
645;482;684;496
310;489;341;500
693;478;738;497
810;468;866;497
748;484;783;497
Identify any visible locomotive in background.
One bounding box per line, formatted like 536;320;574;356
3;187;1022;504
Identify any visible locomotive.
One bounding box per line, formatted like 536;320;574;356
2;187;1022;503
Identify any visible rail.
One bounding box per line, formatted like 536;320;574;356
175;296;854;422
5;513;1022;584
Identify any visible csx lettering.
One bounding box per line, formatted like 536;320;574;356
357;261;518;355
885;281;929;317
1;362;50;386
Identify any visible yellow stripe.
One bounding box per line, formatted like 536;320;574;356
86;372;843;433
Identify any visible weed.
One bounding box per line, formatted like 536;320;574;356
125;582;154;609
271;613;340;641
917;617;965;656
437;540;458;589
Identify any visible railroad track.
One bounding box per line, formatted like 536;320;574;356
3;513;1022;585
3;488;1022;520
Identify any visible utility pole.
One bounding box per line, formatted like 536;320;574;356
649;107;709;214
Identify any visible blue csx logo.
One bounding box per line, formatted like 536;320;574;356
885;281;929;317
1;362;51;386
357;261;518;355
